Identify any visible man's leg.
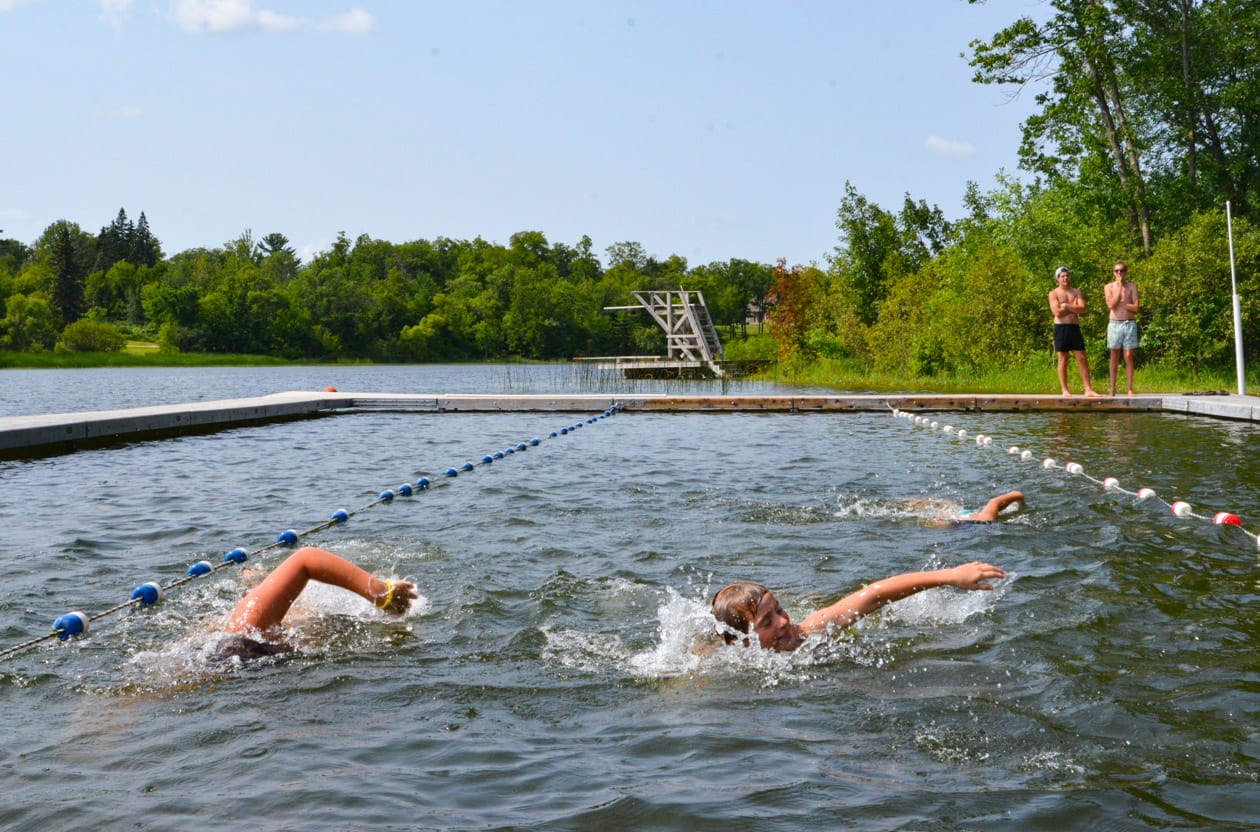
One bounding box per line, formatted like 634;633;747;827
1058;352;1072;395
1074;351;1100;396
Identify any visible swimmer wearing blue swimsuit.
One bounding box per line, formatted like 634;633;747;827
951;491;1023;527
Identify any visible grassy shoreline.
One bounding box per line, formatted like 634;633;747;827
0;348;1251;395
761;355;1248;395
0;351;316;369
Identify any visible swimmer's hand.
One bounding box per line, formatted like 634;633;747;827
945;562;1006;590
372;579;419;616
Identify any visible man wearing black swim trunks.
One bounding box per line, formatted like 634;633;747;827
1048;267;1101;397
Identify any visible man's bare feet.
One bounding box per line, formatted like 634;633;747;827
1084;389;1103;397
1061;390;1073;397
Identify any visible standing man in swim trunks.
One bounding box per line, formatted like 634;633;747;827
1049;266;1101;397
1105;260;1140;396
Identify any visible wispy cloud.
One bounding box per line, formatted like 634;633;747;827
925;135;976;159
321;8;374;34
99;0;134;28
169;1;373;34
170;0;298;33
0;208;30;222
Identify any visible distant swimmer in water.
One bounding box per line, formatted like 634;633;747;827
949;490;1024;525
898;490;1024;526
215;546;417;661
710;561;1006;652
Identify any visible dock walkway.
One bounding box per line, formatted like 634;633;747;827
1;391;1256;459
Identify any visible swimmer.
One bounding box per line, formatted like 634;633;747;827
216;546;417;661
901;490;1024;526
711;561;1006;652
951;489;1024;525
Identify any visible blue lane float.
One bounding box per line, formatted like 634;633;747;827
888;405;1260;549
129;582;162;606
0;403;623;660
52;612;88;641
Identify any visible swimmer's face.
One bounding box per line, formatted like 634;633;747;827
751;591;801;652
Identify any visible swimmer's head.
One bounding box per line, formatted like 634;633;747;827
211;633;292;664
711;582;802;651
711;582;767;644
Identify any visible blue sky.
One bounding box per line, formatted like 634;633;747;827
1;1;1047;268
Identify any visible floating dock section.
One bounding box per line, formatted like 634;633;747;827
0;391;1255;459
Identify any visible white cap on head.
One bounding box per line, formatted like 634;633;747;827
1055;266;1070;277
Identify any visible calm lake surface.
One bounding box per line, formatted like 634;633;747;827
2;365;1259;830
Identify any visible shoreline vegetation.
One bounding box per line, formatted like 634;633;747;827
0;337;1247;396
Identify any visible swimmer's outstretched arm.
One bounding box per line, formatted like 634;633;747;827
224;546;417;635
971;490;1024;522
796;562;1006;634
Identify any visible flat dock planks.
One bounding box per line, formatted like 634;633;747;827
0;391;1254;459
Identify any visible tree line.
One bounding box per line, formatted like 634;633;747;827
0;215;775;361
3;1;1259;378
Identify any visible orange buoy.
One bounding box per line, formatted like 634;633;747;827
324;386;337;392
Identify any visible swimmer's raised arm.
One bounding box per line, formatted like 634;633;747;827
796;562;1006;634
225;546;417;635
970;490;1024;523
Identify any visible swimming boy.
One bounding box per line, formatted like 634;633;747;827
711;561;1006;651
900;489;1024;526
217;545;417;660
954;490;1023;524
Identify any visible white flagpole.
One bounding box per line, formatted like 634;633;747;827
1227;201;1245;395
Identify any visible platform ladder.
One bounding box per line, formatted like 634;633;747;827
632;289;725;376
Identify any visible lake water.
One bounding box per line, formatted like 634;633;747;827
2;365;1259;830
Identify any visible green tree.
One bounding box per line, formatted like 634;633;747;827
1137;211;1260;371
94;208;134;274
833;182;904;326
130;211;162;267
60;315;126;352
0;292;57;350
0;233;31;274
37;220;95;327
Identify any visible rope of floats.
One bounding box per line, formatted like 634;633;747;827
0;404;622;662
888;405;1260;549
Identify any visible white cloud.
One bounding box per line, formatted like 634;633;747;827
169;1;368;34
925;135;976;159
170;0;298;33
321;8;374;34
257;9;301;31
99;0;134;28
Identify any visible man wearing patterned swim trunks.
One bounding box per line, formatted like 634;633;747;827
1105;260;1140;396
1048;267;1101;397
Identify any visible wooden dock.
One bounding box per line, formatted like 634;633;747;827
0;391;1255;459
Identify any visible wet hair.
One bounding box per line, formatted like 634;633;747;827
211;633;293;664
710;582;770;644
